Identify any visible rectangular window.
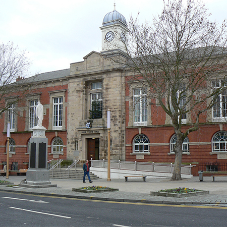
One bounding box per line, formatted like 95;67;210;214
133;88;147;125
8;104;15;130
53;97;63;128
213;80;227;119
91;81;102;90
75;140;78;151
90;93;102;119
29;99;38;129
176;86;187;120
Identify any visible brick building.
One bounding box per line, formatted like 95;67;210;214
124;59;227;175
0;69;69;171
0;8;128;171
2;7;227;175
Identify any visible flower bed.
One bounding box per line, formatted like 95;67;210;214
150;187;209;197
72;186;119;193
0;180;12;185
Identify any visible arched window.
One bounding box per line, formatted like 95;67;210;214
52;137;63;154
133;134;150;153
7;138;15;153
170;134;189;153
212;131;227;152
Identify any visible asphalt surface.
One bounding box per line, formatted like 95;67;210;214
1;175;227;206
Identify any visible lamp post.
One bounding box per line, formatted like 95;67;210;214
107;110;111;181
6;122;10;179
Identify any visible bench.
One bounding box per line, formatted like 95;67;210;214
17;169;28;176
200;171;227;181
124;175;146;182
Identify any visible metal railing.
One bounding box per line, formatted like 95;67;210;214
66;160;79;170
91;159;193;175
49;159;63;170
198;162;227;172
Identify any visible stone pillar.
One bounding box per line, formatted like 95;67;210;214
24;126;56;187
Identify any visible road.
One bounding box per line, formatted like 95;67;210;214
0;191;227;226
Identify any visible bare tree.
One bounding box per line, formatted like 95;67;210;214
0;42;30;115
124;0;227;180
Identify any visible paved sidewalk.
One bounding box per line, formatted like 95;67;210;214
1;175;227;206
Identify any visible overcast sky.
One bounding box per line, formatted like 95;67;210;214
0;0;226;77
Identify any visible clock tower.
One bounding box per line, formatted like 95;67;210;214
100;7;128;53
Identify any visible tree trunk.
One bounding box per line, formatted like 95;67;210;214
171;134;183;180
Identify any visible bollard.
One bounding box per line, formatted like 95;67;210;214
198;171;203;181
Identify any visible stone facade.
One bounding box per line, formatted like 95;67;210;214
67;51;126;161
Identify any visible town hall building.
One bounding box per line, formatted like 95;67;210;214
1;8;227;175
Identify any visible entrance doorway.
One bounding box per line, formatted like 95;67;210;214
87;138;99;161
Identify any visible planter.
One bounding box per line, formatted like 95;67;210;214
150;188;209;197
72;186;119;193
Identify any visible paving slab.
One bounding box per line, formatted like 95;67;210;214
1;175;227;206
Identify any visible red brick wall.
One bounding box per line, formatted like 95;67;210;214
0;83;68;171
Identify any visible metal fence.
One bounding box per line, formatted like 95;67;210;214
198;162;227;172
91;159;192;175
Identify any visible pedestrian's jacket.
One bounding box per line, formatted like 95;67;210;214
83;163;89;172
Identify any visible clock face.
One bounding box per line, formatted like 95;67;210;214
105;31;115;42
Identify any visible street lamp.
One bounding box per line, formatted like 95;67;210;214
107;110;111;181
6;122;10;179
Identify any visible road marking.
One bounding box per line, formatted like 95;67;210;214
10;207;71;219
113;224;130;227
3;191;227;210
2;197;49;203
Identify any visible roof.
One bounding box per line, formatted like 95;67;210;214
16;68;70;84
103;10;127;27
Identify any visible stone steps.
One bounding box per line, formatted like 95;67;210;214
49;168;99;180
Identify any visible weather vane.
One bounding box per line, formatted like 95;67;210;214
114;2;116;10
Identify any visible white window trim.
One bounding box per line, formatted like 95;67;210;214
8;104;16;132
133;88;147;126
212;80;227;121
170;134;189;153
212;131;227;152
53;97;63;129
48;90;66;131
51;137;64;154
29;99;38;130
133;134;150;153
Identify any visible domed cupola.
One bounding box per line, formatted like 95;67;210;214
103;10;127;27
100;6;128;52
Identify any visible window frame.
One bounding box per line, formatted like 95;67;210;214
48;90;66;131
90;92;102;119
6;138;16;154
8;103;16;131
51;137;64;154
133;88;147;126
176;86;187;123
29;99;38;129
212;80;227;121
133;134;150;153
212;131;227;152
170;134;189;153
53;96;63;129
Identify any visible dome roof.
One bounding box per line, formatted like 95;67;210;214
103;10;127;27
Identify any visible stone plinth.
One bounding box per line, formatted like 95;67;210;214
32;126;47;138
25;126;57;188
26;169;50;185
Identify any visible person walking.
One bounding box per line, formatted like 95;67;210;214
83;160;92;183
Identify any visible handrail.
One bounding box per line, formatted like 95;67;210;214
66;160;79;170
49;159;63;170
